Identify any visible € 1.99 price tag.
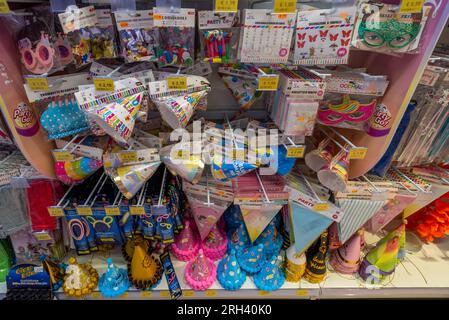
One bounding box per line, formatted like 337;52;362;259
258;75;279;91
273;0;296;14
313;203;330;212
48;207;65;217
94;77;115;92
167;76;187;90
119;151;137;164
215;0;238;12
105;207;121;215
399;0;424;13
286;146;305;158
53;151;74;162
27;77;49;91
348;147;368;160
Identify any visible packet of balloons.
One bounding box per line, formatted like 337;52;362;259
352;0;431;56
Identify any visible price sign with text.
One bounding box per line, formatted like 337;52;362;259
286;146;305;158
258;75;279;91
313;203;330;212
76;206;93;215
130;206;145;215
118;151;137;164
27;77;49;91
105;207;121;215
215;0;238;12
273;0;296;14
167;76;187;90
53;151;74;162
94;77;115;92
48;207;65;217
349;147;368;160
399;0;424;13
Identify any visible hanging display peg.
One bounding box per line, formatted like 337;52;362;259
152;166;168;215
76;172;107;215
129;179;148;215
319;126;368;160
299;171;332;212
47;183;76;217
255;171;274;205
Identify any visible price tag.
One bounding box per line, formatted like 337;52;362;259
105;207;121;215
140;291;152;298
26;77;49;91
167;76;187;90
48;207;65;217
215;0;238;12
313;203;330;212
258;290;271;296
286;146;305;158
76;206;93;215
160;291;170;298
91;292;101;299
119;152;137;164
130;206;145;215
53;151;74;162
34;232;52;241
258;75;279;91
205;290;217;297
349;147;368;160
399;0;424;13
184;290;195;297
93;77;115;92
273;0;296;14
233;149;245;159
121;292;129;298
296;289;309;297
0;0;10;14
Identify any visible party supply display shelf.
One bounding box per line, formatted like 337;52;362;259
1;238;449;300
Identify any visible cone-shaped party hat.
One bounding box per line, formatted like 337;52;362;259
171;220;200;261
254;255;285;291
185;249;217;291
88;93;142;144
241;204;282;243
201;225;228;261
121;235;149;262
211;155;258;182
217;249;247;291
188;195;229;240
99;258;130;298
330;230;364;274
377;223;406;262
304;231;329;284
317;151;349;192
40;255;66;290
108;161;161;199
328;222;342;250
255;220;283;258
227;223;250;254
160;144;204;184
155;91;207;130
221;75;261;110
284;245;306;282
237;243;265;274
358;235;400;283
62;257;99;297
127;243;163;289
55;157;103;185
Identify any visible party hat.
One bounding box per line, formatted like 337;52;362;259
304;231;329;284
88;93;142;144
185;249;217;291
290;202;333;254
376;223;406;262
62;257;99;297
171;220;200;262
211;156;258;182
201;225;228;261
237;243;265;274
255;220;283;258
330;230;364;274
55;157;103;185
221;75;261;110
227;223;251;254
328;222;342;250
317;152;349;192
358;235;401;283
188;195;229;240
160;144;204;184
217;249;247;291
40;255;66;290
121;235;149;262
127;243;163;289
108;161;161;199
254;255;285;291
99;258;130;298
284;245;306;282
240;204;283;243
155;91;207;130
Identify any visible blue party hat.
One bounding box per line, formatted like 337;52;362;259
237;243;265;274
99;258;130;298
254;254;285;291
290;202;333;254
259;145;296;176
255;221;283;258
217;249;247;291
227;223;250;254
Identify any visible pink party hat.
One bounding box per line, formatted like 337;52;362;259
201;225;228;261
328;222;342;250
330;230;364;274
171;221;200;261
185;249;217;291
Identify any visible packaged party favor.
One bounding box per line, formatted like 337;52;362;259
115;10;159;63
198;11;240;64
90;8;118;60
153;8;195;67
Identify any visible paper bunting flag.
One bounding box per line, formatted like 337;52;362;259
289;202;333;254
240;204;283;243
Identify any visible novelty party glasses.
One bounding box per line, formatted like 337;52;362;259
19;33;55;74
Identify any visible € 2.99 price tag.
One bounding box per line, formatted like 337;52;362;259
273;0;296;14
313;203;330;212
94;77;115;92
167;76;187;90
286;146;305;158
119;151;137;164
215;0;238;12
399;0;425;13
27;77;49;91
348;147;368;160
258;75;279;91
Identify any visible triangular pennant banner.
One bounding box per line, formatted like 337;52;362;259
290;202;333;254
240;204;282;243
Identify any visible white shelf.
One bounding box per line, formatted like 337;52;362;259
2;236;449;299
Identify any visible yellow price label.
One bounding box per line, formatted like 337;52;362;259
313;203;330;212
141;291;152;298
105;207;121;215
0;0;11;14
349;147;368;160
153;14;162;20
273;0;296;14
167;76;187;90
184;290;195;297
26;77;49;91
215;0;238;12
296;289;309;297
233;149;245;159
76;206;93;215
121;292;129;298
258;290;271;296
48;207;65;217
119;151;137;164
205;290;217;297
286;146;305;158
34;232;52;241
399;0;424;13
91;292;101;298
160;291;170;298
130;206;145;215
258;75;279;91
53;151;74;162
94;77;115;92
